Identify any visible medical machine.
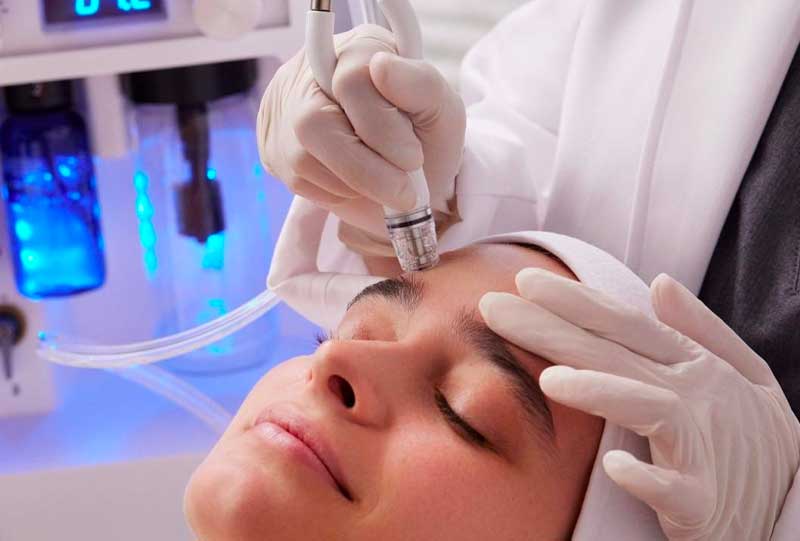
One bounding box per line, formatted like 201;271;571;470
0;0;382;411
11;0;429;378
0;1;365;539
0;2;271;423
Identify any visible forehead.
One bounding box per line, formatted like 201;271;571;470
338;243;576;339
413;243;574;309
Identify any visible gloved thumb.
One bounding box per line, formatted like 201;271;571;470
650;274;773;386
370;51;448;120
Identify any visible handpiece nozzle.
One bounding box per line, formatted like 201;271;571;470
385;208;440;272
306;0;438;272
310;0;332;12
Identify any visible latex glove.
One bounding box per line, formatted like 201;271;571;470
257;24;466;253
479;269;800;541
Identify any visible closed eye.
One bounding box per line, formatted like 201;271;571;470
435;390;493;451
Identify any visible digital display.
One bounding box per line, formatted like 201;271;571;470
43;0;166;25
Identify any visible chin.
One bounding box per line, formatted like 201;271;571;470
184;441;339;541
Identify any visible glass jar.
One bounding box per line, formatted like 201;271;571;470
0;81;105;299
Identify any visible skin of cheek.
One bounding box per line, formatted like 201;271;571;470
351;418;542;541
504;344;605;533
185;356;347;541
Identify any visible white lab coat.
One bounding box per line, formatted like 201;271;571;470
268;0;800;535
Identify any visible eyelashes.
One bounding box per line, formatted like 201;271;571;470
435;390;492;451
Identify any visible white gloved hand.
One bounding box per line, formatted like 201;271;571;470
479;269;800;541
257;24;465;253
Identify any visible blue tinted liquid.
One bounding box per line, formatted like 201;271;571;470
1;111;105;298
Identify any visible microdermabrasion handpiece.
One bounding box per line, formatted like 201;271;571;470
306;0;439;272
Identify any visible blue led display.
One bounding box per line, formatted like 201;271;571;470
43;0;165;25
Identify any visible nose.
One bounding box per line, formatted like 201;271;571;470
311;339;403;428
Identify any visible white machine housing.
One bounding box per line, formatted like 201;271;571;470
0;2;364;539
0;0;365;415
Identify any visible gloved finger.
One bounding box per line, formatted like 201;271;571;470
603;450;712;529
539;366;681;447
283;135;360;199
332;27;424;172
329;198;393;240
370;52;449;123
479;292;666;386
514;268;695;367
295;91;418;211
651;274;776;387
371;52;467;186
285;177;350;206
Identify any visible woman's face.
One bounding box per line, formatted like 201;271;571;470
185;244;603;541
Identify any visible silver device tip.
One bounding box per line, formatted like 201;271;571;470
385;208;440;272
310;0;332;12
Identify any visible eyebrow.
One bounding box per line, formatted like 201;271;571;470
348;277;555;443
454;309;555;441
347;275;423;311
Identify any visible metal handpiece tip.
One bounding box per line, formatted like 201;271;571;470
385;208;440;272
310;0;332;12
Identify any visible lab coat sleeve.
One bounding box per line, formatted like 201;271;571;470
441;0;588;249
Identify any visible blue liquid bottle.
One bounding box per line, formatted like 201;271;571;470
1;81;105;298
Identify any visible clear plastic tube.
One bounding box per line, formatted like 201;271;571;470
32;0;385;439
38;289;280;369
111;364;232;435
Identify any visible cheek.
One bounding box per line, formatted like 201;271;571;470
184;356;331;540
185;432;344;541
363;424;534;540
185;447;276;540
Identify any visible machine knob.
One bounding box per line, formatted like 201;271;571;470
193;0;263;40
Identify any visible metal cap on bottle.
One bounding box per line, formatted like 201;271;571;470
385;208;440;272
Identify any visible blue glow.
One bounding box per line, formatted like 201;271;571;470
194;299;233;355
20;249;42;271
134;171;158;276
139;222;157;249
58;164;73;178
4;165;105;299
253;163;263;177
134;171;149;191
135;195;154;219
14;221;33;241
206;167;217;181
75;0;100;16
143;251;158;274
202;233;225;270
117;0;152;11
23;170;52;185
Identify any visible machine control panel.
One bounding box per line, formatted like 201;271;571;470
0;0;289;56
43;0;167;26
0;0;301;86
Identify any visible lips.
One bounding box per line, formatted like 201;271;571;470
252;408;353;501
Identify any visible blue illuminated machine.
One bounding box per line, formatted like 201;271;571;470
0;1;363;539
1;80;106;299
